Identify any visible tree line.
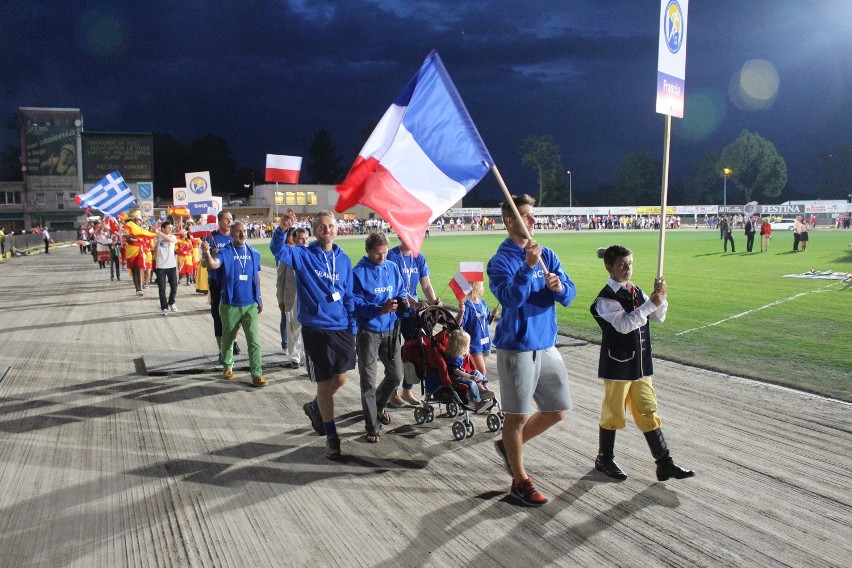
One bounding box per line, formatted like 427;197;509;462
2;114;849;205
512;132;851;207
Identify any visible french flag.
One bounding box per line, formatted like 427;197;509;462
335;51;493;255
266;154;302;184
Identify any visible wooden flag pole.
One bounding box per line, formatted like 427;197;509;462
491;165;549;274
657;114;672;279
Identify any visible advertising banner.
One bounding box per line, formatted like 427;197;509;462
19;107;82;192
82;133;153;183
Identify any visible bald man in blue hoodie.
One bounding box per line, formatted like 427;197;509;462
352;231;407;443
272;209;357;460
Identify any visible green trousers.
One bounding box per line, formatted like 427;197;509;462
220;302;263;378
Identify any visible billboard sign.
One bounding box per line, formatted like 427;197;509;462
18;107;81;192
82;132;153;183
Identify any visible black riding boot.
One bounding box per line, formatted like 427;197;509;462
644;428;694;481
595;427;627;480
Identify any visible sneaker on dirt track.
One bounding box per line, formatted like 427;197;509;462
510;477;549;507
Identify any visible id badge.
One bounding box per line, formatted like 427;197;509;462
239;274;248;281
480;337;490;346
330;291;341;302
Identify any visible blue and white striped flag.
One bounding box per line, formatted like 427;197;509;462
75;171;136;217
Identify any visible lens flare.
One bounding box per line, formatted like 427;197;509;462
729;59;779;111
675;88;726;141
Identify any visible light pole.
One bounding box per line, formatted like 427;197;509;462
723;168;732;206
566;170;572;209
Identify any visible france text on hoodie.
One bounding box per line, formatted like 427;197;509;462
271;227;356;333
487;238;576;351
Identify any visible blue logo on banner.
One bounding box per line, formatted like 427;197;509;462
664;0;684;54
189;176;208;194
137;182;153;200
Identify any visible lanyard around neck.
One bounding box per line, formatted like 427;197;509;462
322;248;336;289
234;246;248;273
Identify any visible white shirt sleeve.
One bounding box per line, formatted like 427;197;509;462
595;291;667;334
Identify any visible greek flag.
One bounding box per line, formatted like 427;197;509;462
75;171;136;217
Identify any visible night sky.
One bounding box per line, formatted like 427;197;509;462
2;1;850;199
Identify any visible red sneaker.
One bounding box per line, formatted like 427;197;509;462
510;477;549;507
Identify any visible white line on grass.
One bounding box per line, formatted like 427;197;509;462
675;281;842;336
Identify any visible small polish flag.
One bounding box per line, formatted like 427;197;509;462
190;208;218;238
459;261;484;282
266;154;302;184
449;271;472;302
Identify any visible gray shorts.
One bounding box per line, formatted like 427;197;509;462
496;347;573;414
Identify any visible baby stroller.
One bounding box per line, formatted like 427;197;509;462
400;306;503;440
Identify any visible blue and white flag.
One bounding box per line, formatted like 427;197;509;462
75;171;136;217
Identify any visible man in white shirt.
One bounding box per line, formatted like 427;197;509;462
154;221;179;315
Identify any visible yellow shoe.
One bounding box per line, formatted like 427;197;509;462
222;368;234;380
252;375;268;387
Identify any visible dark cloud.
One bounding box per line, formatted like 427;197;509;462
2;0;850;196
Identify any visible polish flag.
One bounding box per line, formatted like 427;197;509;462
266;154;302;184
449;271;473;302
190;208;218;238
335;51;493;256
459;261;484;282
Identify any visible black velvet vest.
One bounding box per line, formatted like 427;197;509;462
590;284;654;381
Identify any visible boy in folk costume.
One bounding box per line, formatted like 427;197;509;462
590;245;694;482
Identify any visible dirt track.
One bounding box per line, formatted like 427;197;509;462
0;245;849;567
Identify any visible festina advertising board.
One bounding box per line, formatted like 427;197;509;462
656;0;689;117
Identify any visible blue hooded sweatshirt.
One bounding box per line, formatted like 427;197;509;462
352;257;405;333
487;237;576;351
270;227;356;333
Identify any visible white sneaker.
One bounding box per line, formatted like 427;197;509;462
169;304;177;312
162;309;169;316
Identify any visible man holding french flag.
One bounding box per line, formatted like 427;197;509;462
487;194;578;507
336;51;580;506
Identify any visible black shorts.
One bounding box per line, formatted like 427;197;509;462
302;326;356;382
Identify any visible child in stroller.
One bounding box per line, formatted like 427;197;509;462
401;306;503;440
444;329;495;413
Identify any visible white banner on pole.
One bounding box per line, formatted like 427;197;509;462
173;187;188;206
655;0;689;117
185;171;213;200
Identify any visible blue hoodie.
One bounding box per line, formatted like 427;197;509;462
352;257;405;333
270;227;356;333
487;237;576;351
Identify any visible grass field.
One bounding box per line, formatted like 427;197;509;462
255;228;852;401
